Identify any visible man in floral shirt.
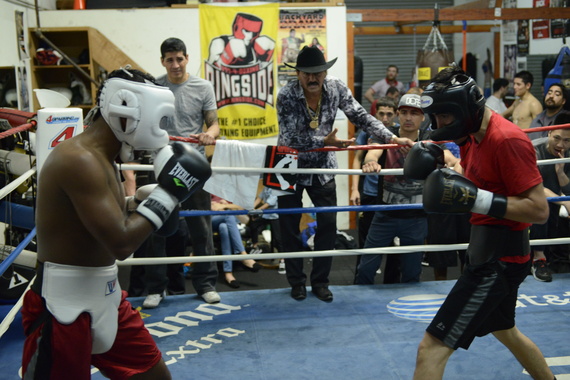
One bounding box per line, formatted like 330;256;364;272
277;46;413;302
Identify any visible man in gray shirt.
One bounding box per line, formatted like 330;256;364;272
130;37;221;308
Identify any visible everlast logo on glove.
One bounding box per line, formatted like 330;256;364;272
441;179;455;206
168;162;201;190
441;177;475;206
458;187;477;205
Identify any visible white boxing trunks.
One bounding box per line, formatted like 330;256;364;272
40;261;122;354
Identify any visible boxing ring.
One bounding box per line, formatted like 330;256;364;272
0;108;569;379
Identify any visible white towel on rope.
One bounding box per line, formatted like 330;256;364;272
204;140;266;209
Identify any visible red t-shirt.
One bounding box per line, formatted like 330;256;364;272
460;113;543;231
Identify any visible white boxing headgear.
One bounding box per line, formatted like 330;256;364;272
98;78;174;161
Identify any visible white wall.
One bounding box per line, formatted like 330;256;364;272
26;5;352;228
0;1;55;67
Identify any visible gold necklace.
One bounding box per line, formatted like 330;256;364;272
306;95;322;129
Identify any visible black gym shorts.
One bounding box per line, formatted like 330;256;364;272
426;257;530;350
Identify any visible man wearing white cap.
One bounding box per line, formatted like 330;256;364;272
354;94;454;284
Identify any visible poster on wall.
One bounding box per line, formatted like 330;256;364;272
550;17;570;38
549;0;569;39
532;0;550;39
504;44;517;81
15;11;28;60
532;19;550;39
276;9;327;92
517;20;530;56
200;4;279;140
17;66;30;112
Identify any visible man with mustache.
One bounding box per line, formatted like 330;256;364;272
527;82;568;140
277;46;413;302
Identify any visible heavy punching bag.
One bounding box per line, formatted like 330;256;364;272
416;24;454;88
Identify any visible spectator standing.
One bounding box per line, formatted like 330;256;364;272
350;97;398;247
485;78;509;114
154;37;221;305
354;94;456;284
277;46;413;302
364;65;406;105
502;70;543;129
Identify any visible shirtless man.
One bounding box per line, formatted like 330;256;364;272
21;67;211;379
502;70;543;129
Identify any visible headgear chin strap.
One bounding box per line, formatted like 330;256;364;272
98;78;175;162
420;74;486;141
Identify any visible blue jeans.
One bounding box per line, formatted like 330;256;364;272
355;212;427;284
212;215;246;273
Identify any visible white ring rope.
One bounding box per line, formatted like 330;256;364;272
118;237;570;266
119;156;570;176
0;167;36;201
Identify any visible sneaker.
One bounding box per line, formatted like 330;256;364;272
278;260;286;274
201;291;221;304
531;259;553;282
143;291;165;309
250;247;263;255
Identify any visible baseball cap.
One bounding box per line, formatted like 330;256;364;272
398;94;423;112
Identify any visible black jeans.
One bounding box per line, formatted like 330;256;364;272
128;189;218;297
278;179;336;288
128;219;189;296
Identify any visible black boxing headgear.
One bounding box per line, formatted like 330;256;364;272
232;13;263;40
420;74;486;141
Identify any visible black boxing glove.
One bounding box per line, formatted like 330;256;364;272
423;168;507;219
155;203;180;237
129;184;180;236
153;142;212;203
134;184;177;232
404;142;445;180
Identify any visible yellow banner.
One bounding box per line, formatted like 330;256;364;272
200;4;279;140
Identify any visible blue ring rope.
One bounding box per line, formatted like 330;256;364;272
181;195;570;217
0;227;36;277
2;195;570;277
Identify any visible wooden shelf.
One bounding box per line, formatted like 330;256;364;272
28;27;144;115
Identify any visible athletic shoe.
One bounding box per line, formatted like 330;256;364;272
201;291;221;304
278;260;286;274
250;247;263;255
143;291;165;309
531;259;553;282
